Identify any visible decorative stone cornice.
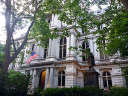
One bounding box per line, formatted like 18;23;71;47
95;61;128;66
20;59;128;70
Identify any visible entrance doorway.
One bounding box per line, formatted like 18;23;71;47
39;70;46;89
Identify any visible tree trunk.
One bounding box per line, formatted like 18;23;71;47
0;62;9;96
120;0;128;11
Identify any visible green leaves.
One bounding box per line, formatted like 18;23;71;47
30;11;51;47
31;0;128;57
96;8;128;56
6;70;30;96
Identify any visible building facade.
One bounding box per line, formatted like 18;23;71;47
9;14;128;92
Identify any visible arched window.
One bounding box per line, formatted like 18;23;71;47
103;71;112;88
44;40;49;58
59;38;66;58
58;70;65;87
82;41;89;61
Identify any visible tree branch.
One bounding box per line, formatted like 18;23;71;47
11;36;17;53
1;0;5;4
10;2;40;63
120;0;128;11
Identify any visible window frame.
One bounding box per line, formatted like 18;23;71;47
102;71;112;88
59;37;66;59
82;41;89;61
44;40;49;58
58;70;65;87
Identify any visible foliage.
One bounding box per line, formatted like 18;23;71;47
5;70;30;96
30;11;51;47
42;0;128;57
0;0;46;94
33;87;104;96
109;86;128;96
95;3;128;56
122;68;128;87
31;86;128;96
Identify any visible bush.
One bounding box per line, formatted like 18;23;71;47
6;70;30;96
33;87;104;96
124;69;128;87
109;86;128;96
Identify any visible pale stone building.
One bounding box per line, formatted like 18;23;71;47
9;13;128;92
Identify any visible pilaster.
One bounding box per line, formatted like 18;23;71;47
49;68;54;88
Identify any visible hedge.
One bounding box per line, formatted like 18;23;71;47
33;86;128;96
33;87;105;96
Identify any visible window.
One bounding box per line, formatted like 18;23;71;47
82;42;89;61
103;71;112;88
59;38;66;58
32;43;35;52
100;51;108;59
44;40;49;58
58;70;65;86
99;39;109;59
82;27;84;33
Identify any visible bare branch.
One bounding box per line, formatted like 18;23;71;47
20;16;33;19
1;0;5;4
0;12;5;15
17;1;33;19
10;2;40;63
11;36;17;53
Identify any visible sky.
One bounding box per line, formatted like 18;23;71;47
0;6;6;44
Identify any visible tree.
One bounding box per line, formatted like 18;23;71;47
0;0;47;95
0;43;5;66
0;0;128;95
42;0;128;57
0;70;30;96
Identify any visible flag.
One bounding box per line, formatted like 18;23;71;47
27;52;38;63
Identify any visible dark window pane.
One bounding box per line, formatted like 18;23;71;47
86;42;89;48
60;38;63;45
44;49;47;58
82;27;84;33
62;76;65;86
103;72;106;76
103;77;107;87
59;48;62;58
59;71;61;75
63;46;66;58
58;76;61;86
82;42;85;49
32;44;35;51
108;77;112;87
60;38;66;58
64;38;66;44
62;71;65;74
48;19;50;23
107;72;111;76
82;56;86;61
